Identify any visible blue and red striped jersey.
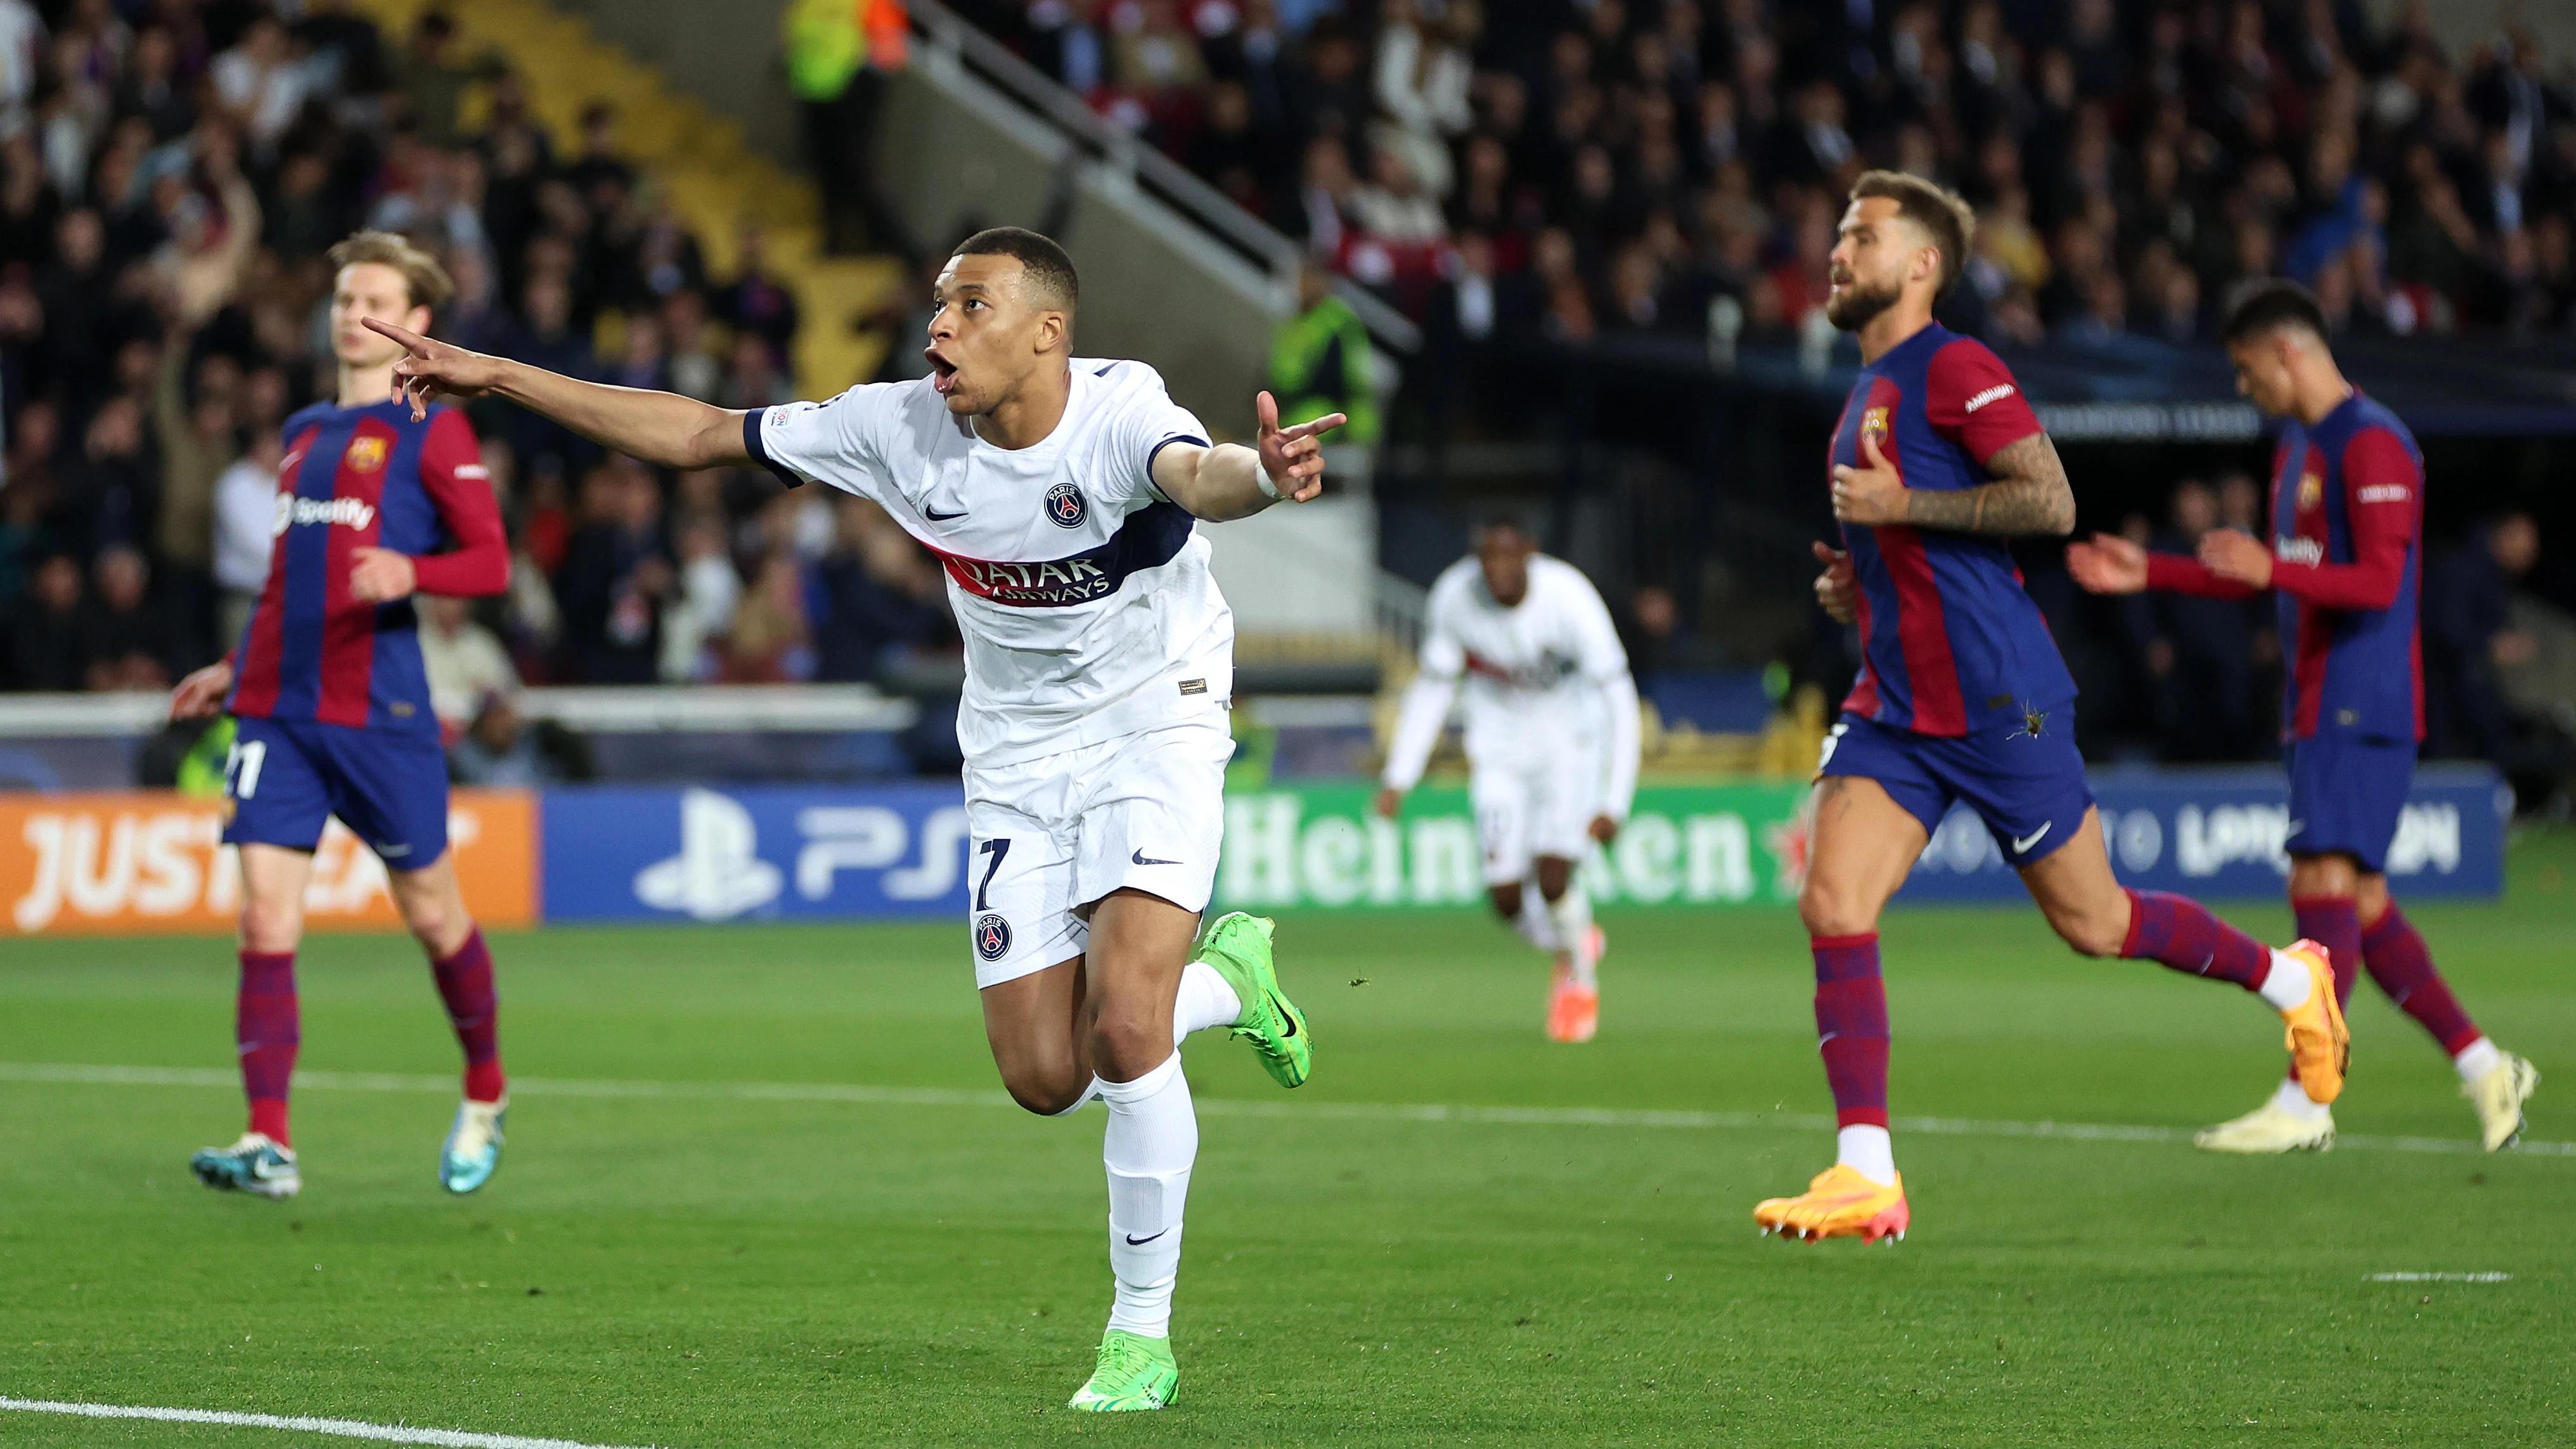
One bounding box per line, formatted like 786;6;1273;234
2148;391;2424;742
1830;323;2073;737
227;400;506;737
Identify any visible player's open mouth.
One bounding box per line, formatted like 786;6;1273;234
928;350;960;395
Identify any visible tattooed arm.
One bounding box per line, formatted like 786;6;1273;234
1900;432;2076;536
1829;429;2077;537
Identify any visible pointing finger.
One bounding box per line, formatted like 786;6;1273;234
363;317;430;352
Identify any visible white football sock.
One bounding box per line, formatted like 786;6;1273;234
1098;1052;1196;1339
1515;888;1561;954
1836;1124;1897;1187
2255;950;2315;1012
1547;884;1597;988
2268;1074;2332;1121
2453;1036;2502;1084
1171;960;1242;1046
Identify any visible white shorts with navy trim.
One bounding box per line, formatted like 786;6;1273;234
960;718;1234;989
1470;744;1602;887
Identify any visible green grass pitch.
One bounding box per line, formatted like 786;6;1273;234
3;834;2572;1447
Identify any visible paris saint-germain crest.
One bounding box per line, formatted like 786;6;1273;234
974;912;1013;961
1044;480;1089;528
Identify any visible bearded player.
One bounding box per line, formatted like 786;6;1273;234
2069;280;2537;1154
368;226;1326;1412
1375;515;1640;1041
1753;174;2347;1244
169;232;514;1199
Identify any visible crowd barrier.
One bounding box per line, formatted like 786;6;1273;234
1;768;2508;935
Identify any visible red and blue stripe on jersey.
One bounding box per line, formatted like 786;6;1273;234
2267;394;2424;740
2144;392;2424;742
1831;323;2071;737
228;401;501;737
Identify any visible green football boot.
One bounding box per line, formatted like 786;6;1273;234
1067;1329;1180;1412
1195;911;1310;1088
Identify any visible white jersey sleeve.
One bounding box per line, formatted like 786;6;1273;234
743;383;911;499
1381;573;1467;792
1087;360;1213;508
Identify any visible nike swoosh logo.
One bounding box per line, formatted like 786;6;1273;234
2011;822;2052;854
1124;1230;1170;1246
924;506;968;520
1277;1001;1296;1038
1131;849;1180;865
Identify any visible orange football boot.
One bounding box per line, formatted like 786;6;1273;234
2277;938;2350;1104
1753;1164;1909;1244
1546;963;1599;1043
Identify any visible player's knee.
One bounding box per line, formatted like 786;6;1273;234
238;896;303;953
1796;879;1876;940
1084;1008;1167;1081
1533;858;1572;902
1000;1067;1089;1116
399;894;460;950
1488;882;1523;922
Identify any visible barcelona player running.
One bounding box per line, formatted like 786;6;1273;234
2069;281;2537;1154
362;228;1328;1412
1753;174;2347;1244
168;233;513;1199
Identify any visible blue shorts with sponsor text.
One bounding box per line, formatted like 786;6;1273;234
2284;730;2415;873
1817;709;2094;868
221;714;451;868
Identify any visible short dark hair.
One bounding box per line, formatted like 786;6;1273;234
2221;279;2328;345
1850;170;1975;297
1472;507;1537;543
952;226;1079;312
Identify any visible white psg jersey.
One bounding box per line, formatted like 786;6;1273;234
747;359;1232;766
1383;554;1640;815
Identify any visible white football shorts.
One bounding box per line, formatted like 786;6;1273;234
960;717;1235;988
1470;745;1601;886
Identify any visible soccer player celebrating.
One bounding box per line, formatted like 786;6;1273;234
364;227;1325;1412
1756;174;2347;1244
1374;517;1640;1041
2068;281;2538;1154
169;233;514;1199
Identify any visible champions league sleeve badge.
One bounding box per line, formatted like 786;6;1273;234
1045;480;1090;528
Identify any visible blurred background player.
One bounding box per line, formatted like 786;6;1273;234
167;232;514;1200
359;226;1332;1414
1375;516;1639;1041
1760;174;2348;1245
2069;281;2538;1155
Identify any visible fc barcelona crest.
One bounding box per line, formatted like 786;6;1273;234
344;435;389;473
1862;407;1890;446
1044;480;1089;529
2296;471;2323;512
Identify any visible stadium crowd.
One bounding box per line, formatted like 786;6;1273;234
970;0;2576;351
0;0;962;727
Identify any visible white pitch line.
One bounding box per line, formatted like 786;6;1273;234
2;1060;2568;1159
2366;1272;2513;1283
0;1396;655;1448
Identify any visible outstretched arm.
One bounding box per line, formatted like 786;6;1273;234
367;318;752;472
1152;390;1345;522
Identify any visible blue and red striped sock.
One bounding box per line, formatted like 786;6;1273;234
1812;933;1890;1129
237;951;298;1145
2362;902;2482;1057
431;929;506;1104
2120;890;2270;991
